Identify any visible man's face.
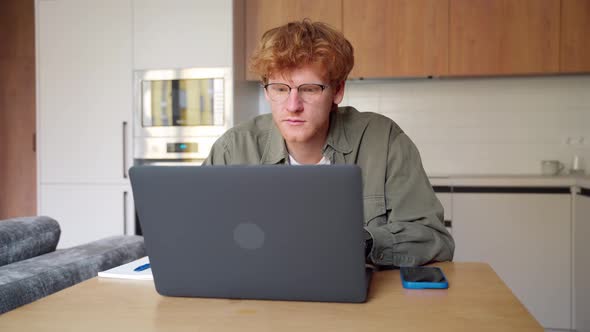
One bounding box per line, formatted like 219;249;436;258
264;65;345;146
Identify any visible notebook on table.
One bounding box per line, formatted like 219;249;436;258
130;165;371;303
98;256;153;280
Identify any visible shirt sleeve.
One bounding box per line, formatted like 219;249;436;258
202;135;229;165
364;132;455;267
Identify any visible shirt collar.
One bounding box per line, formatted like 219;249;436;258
323;107;353;154
261;106;353;164
261;119;288;164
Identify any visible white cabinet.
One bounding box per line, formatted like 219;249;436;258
37;0;133;184
575;191;590;332
452;192;571;330
132;0;232;69
40;184;134;248
36;0;134;245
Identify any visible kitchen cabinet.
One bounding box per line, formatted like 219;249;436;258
574;190;590;332
452;191;571;330
343;0;448;78
244;0;342;81
132;0;232;70
560;0;590;73
37;0;133;184
36;0;134;246
246;0;588;78
449;0;560;76
40;184;134;248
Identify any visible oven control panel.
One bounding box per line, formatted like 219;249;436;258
167;142;198;153
134;137;216;160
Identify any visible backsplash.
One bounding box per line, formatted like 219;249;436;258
342;76;590;175
257;75;590;175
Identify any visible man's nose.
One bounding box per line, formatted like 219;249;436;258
285;89;304;112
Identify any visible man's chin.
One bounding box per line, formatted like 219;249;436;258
283;135;308;145
280;131;310;145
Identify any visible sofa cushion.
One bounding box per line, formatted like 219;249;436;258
0;216;61;267
0;235;145;314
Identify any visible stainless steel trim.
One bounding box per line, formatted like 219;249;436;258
142;81;152;126
142;160;203;166
123;190;128;235
122;121;128;178
133;136;217;160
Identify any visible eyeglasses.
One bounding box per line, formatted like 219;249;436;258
263;83;329;103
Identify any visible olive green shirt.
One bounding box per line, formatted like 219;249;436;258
203;106;455;267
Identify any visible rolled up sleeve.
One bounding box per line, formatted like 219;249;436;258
365;133;455;267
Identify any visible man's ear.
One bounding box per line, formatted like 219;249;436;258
332;81;345;105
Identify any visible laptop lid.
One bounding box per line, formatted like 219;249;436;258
130;165;368;303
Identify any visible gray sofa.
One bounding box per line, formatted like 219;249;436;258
0;216;145;314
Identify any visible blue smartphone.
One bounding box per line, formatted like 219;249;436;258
400;266;449;289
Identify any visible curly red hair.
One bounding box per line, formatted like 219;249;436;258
249;19;354;85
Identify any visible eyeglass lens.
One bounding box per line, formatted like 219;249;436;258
265;83;325;102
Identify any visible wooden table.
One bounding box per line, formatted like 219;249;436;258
0;262;542;332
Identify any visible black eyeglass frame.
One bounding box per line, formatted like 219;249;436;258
262;83;330;96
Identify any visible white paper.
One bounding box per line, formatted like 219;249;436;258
98;256;153;280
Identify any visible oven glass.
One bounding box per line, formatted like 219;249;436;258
142;78;224;127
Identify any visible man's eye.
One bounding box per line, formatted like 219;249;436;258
272;86;288;92
301;86;320;93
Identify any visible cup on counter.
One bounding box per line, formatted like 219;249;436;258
541;160;564;176
570;155;586;175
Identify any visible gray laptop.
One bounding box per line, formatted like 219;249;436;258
130;165;371;303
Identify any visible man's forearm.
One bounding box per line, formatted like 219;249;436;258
364;216;454;267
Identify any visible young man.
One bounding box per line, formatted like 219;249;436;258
203;20;454;267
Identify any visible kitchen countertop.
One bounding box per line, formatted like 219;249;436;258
428;174;590;188
578;177;590;189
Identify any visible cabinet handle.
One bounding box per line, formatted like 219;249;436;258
123;190;128;235
444;220;452;228
122;121;128;178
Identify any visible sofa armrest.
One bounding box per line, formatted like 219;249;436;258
0;235;145;314
0;216;61;267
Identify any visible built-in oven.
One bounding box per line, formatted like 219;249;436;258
133;67;232;166
133;67;233;234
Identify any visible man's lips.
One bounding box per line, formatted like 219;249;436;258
283;118;306;125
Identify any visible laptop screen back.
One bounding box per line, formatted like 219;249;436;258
130;165;368;303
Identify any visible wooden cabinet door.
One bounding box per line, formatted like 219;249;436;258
245;0;342;81
0;0;36;218
343;0;448;78
449;0;560;76
452;192;571;329
561;0;590;73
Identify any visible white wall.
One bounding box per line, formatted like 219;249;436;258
342;76;590;175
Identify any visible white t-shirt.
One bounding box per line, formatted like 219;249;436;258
288;154;331;165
